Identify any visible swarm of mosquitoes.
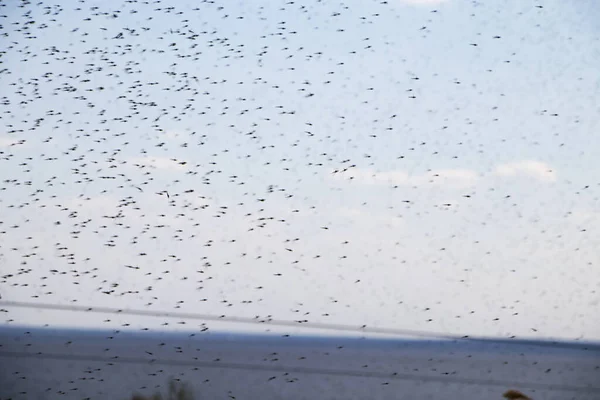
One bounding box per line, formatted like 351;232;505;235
0;0;592;399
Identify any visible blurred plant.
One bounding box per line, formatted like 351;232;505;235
129;379;194;400
503;389;532;399
128;380;534;399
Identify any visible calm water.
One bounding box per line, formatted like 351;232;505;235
1;326;599;400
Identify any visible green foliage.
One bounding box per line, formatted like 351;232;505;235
129;379;194;400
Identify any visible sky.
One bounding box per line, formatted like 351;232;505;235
0;0;599;341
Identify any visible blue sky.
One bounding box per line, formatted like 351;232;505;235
0;0;599;341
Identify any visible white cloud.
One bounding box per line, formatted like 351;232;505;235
330;168;409;185
567;209;600;222
329;167;478;188
336;206;405;228
425;169;479;187
64;195;121;214
493;160;556;182
337;207;365;218
160;130;189;140
399;0;448;4
127;156;189;171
